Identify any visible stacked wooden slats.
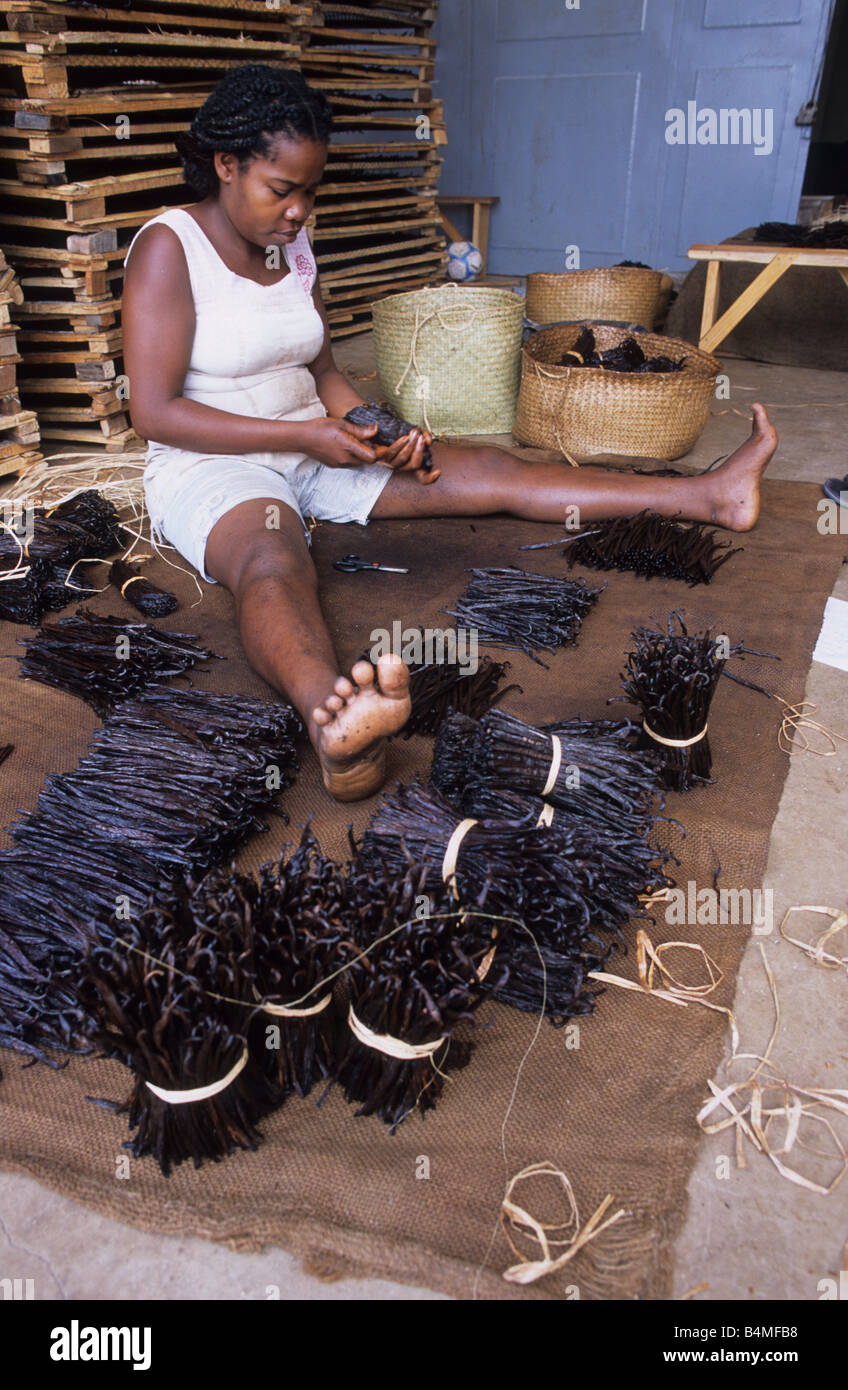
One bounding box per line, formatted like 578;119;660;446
304;1;447;336
0;244;41;476
0;0;312;447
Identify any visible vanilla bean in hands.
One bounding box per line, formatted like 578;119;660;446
344;399;433;472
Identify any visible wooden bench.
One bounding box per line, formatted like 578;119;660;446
437;195;499;273
688;241;848;354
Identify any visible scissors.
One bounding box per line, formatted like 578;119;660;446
332;553;409;573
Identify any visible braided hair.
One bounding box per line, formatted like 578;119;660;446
175;64;333;198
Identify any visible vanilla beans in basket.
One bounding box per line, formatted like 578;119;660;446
618;611;737;791
17;609;216;715
336;859;504;1131
560;511;742;586
109;557;178;618
446;566;603;665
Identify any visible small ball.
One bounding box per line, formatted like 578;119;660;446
447;240;484;282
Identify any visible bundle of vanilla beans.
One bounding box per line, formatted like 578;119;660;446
344;399;433;472
617;611;738;790
0;686;301;1071
336;858;506;1130
109;558;178;618
405;649;519;737
357;773;669;1025
251;830;353;1105
446;566;603;665
431;707;660;837
0;489;127;625
84;865;278;1176
17;610;216;715
559;511;742;586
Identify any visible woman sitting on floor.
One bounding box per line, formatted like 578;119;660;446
122;63;777;803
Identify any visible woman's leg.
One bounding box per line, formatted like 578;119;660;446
204;497;410;802
372;403;777;527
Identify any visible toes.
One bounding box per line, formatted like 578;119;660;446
350;659;375;688
325;694;345;712
334;676;355;700
376;652;411;697
312;705;333;727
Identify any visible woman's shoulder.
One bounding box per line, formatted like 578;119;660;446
124;210;193;271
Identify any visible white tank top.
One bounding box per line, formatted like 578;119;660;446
124;207;328;469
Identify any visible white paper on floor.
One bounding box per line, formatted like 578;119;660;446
813;596;848;673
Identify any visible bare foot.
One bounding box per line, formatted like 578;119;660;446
703;403;778;531
310;653;411;802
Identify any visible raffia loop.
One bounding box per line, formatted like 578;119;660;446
347;1004;446;1062
394;290;481;435
589;929;739;1053
643;721;708;749
441;817;478;900
145;1046;248;1105
500;1162;627;1285
774;697;848;756
779;904;848;974
697;944;848;1196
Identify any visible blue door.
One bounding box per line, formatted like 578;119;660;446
435;0;832;273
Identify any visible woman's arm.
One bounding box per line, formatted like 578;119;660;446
122;224;381;466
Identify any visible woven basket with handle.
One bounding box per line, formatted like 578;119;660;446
513;324;721;461
372;284;525;435
525;268;673;328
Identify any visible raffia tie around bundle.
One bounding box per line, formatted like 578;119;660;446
347;1005;445;1061
394;290;481;434
642;721;708;749
145;1046;248;1105
440;818;498;982
252;983;332;1018
500;1161;627;1285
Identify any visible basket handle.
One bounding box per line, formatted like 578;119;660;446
394;296;484;429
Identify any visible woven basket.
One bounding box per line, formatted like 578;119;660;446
525;268;672;328
513;324;721;461
372;284;525;435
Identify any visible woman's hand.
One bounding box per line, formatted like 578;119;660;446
373;426;440;484
295;417;383;468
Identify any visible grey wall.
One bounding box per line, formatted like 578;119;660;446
433;0;833;273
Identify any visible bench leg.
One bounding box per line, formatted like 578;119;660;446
699;251;799;354
700;260;721;342
472;202;491;275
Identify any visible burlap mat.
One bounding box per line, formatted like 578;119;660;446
0;478;841;1300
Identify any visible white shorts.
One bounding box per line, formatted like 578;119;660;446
144;452;393;583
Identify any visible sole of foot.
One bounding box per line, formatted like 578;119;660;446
708;402;778;532
312;653;411;802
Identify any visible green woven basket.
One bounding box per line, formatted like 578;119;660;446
372;284;525;435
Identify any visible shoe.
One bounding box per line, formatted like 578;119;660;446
822;475;848;506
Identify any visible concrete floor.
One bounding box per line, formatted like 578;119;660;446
1;339;846;1301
